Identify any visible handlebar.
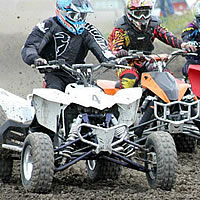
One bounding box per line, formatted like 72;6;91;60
125;49;198;62
31;49;198;75
31;60;131;73
31;59;131;86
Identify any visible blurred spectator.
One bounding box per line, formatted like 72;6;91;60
159;0;175;17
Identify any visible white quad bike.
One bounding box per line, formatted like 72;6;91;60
0;59;177;193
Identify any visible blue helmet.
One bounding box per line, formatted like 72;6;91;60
56;0;93;35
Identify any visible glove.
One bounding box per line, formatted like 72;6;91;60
34;58;47;66
181;42;197;52
116;49;128;58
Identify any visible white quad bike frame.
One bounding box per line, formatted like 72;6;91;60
0;61;177;193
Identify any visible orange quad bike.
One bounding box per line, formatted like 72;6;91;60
98;50;200;153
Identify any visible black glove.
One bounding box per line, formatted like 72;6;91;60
116;49;128;58
34;58;47;66
181;41;197;52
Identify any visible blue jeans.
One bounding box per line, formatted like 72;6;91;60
159;0;175;17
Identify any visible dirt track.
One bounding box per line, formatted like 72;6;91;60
0;149;199;200
1;1;200;200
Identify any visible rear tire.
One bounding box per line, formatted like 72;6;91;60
145;131;177;190
21;132;54;193
0;106;13;183
173;134;196;153
0;152;13;183
86;159;122;181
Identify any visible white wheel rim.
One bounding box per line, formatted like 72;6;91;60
87;160;96;171
23;145;33;181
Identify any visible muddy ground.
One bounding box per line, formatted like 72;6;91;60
1;1;200;199
0;150;199;200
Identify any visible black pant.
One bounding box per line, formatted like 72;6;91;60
182;59;200;77
45;71;76;92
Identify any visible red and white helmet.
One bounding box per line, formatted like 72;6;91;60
125;0;154;31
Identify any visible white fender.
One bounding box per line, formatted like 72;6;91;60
32;86;142;131
0;88;34;123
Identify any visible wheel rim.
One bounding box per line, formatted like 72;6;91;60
87;160;96;171
147;147;157;180
23;145;33;181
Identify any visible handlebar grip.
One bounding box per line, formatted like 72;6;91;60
48;59;65;65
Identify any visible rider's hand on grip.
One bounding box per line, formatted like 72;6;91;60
34;58;48;66
116;49;128;58
181;42;197;52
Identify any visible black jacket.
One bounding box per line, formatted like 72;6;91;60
21;17;115;66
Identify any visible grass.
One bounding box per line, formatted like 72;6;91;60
160;11;194;36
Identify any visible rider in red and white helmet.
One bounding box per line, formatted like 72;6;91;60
126;0;154;31
108;0;197;90
108;0;197;138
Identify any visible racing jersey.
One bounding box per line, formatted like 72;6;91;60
182;21;200;42
181;20;200;61
108;15;182;54
108;15;183;77
21;16;115;66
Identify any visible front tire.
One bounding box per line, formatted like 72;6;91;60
21;132;54;193
145;131;177;190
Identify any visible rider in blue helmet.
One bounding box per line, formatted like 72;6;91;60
56;0;93;35
21;0;116;92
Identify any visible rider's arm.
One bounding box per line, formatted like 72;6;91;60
181;22;198;42
84;23;116;62
154;24;182;49
21;18;53;65
108;28;127;54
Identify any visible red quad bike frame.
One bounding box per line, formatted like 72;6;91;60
188;64;200;98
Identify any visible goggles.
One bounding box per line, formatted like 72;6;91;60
61;10;87;22
128;9;151;20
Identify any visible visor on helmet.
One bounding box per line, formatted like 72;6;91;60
128;9;151;20
60;9;87;22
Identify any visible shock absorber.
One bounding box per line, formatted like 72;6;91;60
61;115;82;162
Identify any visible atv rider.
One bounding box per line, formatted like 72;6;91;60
21;0;116;92
181;0;200;77
108;0;197;137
